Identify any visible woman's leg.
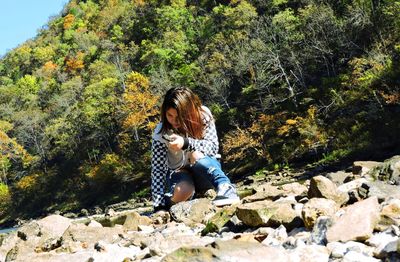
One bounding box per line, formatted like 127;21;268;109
189;155;231;188
165;169;195;207
190;154;240;206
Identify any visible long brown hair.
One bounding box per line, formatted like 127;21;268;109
160;87;206;139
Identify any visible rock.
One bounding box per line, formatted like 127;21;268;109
310;216;333;245
62;212;78;219
342;250;380;262
366;231;399;258
353;161;381;176
211;239;290;261
123;211;152;231
366;155;400;185
365;180;400;201
377;198;400;231
288;244;330;262
279;182;308;200
326;197;380;242
91;242;141;262
161;246;216;262
87;220;103;228
236;200;302;230
138;225;154;233
326;171;352;186
17;221;41;241
302;198;338;229
169;198;215;225
308;175;349;206
261;224;288;246
201;205;237;235
61;223;124;250
141;231;214;257
38;215;72;238
151;210;171;225
337;178;369;193
242;184;284;203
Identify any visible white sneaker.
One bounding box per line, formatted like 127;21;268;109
212;183;240;207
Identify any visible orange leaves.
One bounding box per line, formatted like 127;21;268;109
63;14;75;30
65;52;85;73
41;61;58;78
380;91;400;105
121;72;159;139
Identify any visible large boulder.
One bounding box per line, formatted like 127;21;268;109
302;198;339;229
353;161;381;176
236;200;302;231
169;198;215;225
162;239;290;262
366;155;400;185
123;211;152;231
326;197;380;242
308;175;349;206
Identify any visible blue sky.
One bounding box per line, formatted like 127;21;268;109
0;0;68;57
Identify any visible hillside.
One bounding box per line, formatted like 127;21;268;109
0;0;399;223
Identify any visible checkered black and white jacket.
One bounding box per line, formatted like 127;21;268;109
151;106;219;208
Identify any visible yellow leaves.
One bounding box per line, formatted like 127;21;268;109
0;121;13;133
16;174;39;191
122;72;159;135
0;183;10;213
286;119;297;125
0;123;34;169
132;0;146;7
63;14;76;30
347;53;391;88
223;127;266;163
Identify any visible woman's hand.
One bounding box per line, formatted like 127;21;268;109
168;134;184;151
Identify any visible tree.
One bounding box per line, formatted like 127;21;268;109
121;72;159;141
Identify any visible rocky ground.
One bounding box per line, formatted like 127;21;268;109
0;155;400;261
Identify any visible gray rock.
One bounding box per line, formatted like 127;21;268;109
366;231;399;258
366;155;400;185
365;180;400;201
169;198;215;226
326;171;352;186
310;216;332;245
353;161;381;176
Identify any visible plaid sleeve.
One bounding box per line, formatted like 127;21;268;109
151;139;168;208
187;117;219;156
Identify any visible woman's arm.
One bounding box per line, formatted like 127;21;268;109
186;118;219;156
151;139;168;209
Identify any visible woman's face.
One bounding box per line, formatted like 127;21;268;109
166;108;180;129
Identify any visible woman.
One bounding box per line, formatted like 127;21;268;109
151;87;240;211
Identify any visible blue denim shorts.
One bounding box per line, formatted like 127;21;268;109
165;164;214;198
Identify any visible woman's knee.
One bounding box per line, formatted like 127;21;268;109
189;151;205;164
171;182;194;203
